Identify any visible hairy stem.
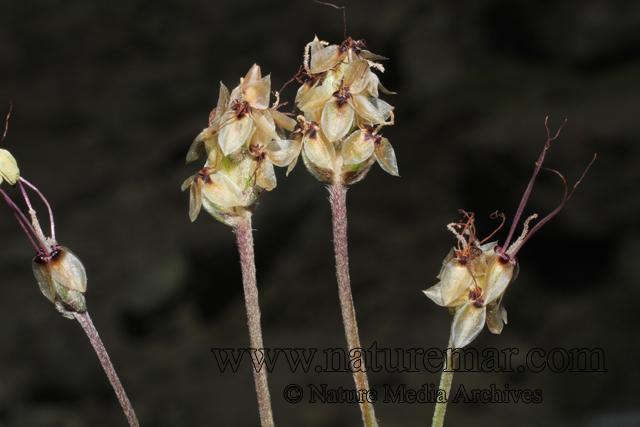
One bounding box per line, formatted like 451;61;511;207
329;183;378;427
73;311;140;427
431;336;455;427
234;212;275;427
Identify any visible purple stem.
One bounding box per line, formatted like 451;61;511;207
0;188;47;255
19;178;56;245
329;183;378;427
73;311;140;427
234;212;275;427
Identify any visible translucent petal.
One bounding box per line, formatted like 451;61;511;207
451;302;486;348
321;98;355;142
309;35;323;57
486;302;504;334
286;154;300;176
266;139;302;167
256;160;276;191
295;79;315;103
32;259;55;303
440;259;474;306
303;130;335;171
243;81;270;109
202;172;245;208
310;44;347;74
49;247;87;293
216;82;230;116
251;110;280;141
218;112;254;156
370;98;394;121
181;173;196;192
351;94;386;124
189;178;203;222
374;137;399;176
0;148;20;185
483;256;517;305
204;139;222;169
244;63;262;83
436;247;455;279
269;109;296;131
342;130;374;165
360;50;388;61
501;304;508;324
423;283;444;306
297;71;339;112
343;60;370;94
366;72;380;98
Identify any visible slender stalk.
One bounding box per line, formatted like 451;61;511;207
73;311;140;427
431;336;455;427
234;211;275;427
329;183;378;427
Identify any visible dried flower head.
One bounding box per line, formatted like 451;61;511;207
292;36;398;185
183;64;299;226
424;119;596;348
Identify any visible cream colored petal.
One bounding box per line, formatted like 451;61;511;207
440;259;474;306
321;98;355;142
244;63;262;83
342;130;374;165
203;172;245;208
360;50;387;61
216;82;230;115
370;98;394;121
243;81;270;109
343;60;370;94
0;148;20;185
218;112;254;156
303;130;335;171
32;259;55;303
483;256;516;305
436;247;456;279
310;44;346;74
50;247;87;293
269;109;296;131
266;139;302;167
351;94;386;124
189;178;203;222
251;110;280;141
486;302;504;334
452;302;486;348
501;304;508;324
286;154;300;176
366;72;380;98
310;35;323;57
423;283;445;306
256;160;276;191
374;137;399;176
297;71;339;112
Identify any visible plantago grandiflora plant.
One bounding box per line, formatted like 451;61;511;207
424;119;596;427
182;64;298;427
0;107;139;427
288;33;397;427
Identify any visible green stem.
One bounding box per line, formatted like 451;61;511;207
431;336;455;427
329;183;378;427
234;211;275;427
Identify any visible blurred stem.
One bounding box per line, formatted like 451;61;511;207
329;183;378;427
234;211;275;427
431;336;455;427
73;311;140;427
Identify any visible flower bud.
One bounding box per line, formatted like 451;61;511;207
32;246;87;318
0;148;20;185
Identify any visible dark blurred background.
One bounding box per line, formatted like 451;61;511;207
0;0;637;426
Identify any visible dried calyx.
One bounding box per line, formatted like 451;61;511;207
424;119;596;348
294;36;398;185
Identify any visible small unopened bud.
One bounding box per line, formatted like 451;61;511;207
32;246;87;318
0;148;20;185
